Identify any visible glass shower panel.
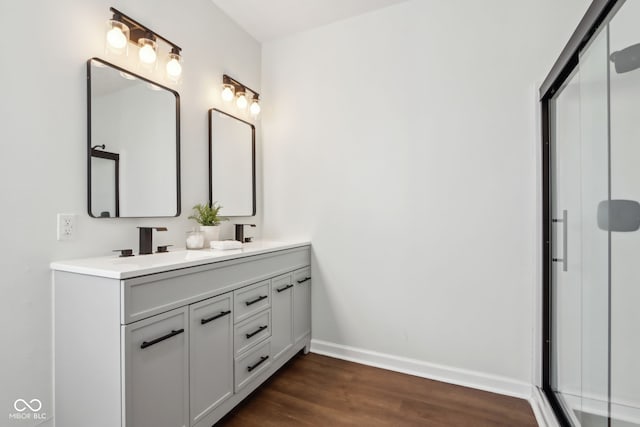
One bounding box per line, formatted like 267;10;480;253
577;26;610;426
546;1;640;425
550;24;610;426
609;1;640;425
550;69;584;422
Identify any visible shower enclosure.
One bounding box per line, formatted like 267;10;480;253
541;1;640;426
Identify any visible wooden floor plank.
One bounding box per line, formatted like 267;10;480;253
216;353;538;426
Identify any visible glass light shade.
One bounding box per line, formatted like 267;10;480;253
249;98;261;117
105;20;129;55
138;38;157;65
221;84;235;102
236;92;248;109
165;52;183;83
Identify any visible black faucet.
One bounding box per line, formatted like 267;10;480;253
234;224;256;243
138;227;168;255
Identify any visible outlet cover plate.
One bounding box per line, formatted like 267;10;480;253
57;214;76;241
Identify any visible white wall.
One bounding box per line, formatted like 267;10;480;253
261;0;590;389
0;1;261;425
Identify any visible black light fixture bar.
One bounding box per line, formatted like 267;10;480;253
223;74;260;99
110;7;182;53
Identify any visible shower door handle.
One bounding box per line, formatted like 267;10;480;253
552;209;568;272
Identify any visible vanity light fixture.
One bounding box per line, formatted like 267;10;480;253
104;7;183;83
221;74;261;118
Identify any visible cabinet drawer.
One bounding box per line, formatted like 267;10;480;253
234;340;271;392
233;280;270;323
234;310;271;356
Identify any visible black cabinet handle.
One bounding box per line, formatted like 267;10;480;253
297;277;311;284
245;295;267;306
140;329;184;349
247;355;269;372
276;284;294;293
201;310;231;325
245;325;268;339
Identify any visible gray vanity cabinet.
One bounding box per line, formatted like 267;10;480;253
189;293;233;426
123;307;189;427
293;267;312;344
53;243;311;427
271;273;294;361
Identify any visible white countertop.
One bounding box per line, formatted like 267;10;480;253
50;240;311;279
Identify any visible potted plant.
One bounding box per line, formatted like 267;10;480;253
188;202;227;247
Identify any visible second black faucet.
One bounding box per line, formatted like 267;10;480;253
138;227;167;255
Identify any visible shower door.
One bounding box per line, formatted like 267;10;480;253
549;25;610;426
544;1;640;426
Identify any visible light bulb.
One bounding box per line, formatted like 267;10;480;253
250;99;261;116
166;53;182;82
105;20;129;55
236;92;247;109
221;84;235;102
138;38;157;64
107;27;127;49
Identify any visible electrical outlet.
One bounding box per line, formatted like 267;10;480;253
57;214;76;241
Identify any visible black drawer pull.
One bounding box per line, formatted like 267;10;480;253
297;277;311;284
276;284;294;293
140;329;184;349
201;310;231;325
245;325;268;339
245;295;267;306
247;355;269;372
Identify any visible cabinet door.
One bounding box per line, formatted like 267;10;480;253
123;307;189;427
271;274;293;360
293;268;311;344
189;293;233;426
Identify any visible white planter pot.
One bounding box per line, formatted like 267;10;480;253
199;225;220;247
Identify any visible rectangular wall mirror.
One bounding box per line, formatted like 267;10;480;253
87;57;181;218
209;109;256;217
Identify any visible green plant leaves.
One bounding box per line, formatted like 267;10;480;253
188;202;228;226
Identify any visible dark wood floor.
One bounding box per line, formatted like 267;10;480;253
216;353;538;426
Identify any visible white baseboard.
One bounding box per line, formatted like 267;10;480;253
310;339;533;400
529;387;562;427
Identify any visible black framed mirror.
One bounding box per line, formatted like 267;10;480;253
87;57;181;218
208;109;256;217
